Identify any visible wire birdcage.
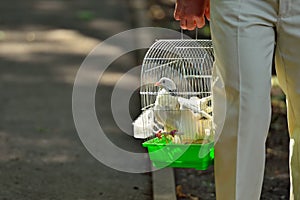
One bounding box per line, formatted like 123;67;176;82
133;39;215;170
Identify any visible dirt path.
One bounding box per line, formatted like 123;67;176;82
0;1;151;199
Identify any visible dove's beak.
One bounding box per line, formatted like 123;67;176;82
154;82;160;87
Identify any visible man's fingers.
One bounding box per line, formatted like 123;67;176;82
186;18;196;30
205;1;210;21
180;19;187;29
174;0;209;28
174;6;181;20
174;0;182;20
174;10;181;20
195;17;205;28
180;18;197;30
205;10;210;21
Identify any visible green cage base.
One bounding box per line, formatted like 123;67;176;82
143;138;214;170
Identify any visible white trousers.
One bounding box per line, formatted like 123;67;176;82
211;0;300;199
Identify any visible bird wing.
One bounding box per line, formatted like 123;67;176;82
153;88;180;131
177;96;212;119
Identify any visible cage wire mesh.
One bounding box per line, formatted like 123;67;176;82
133;39;214;145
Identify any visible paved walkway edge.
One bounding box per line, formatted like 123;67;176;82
152;167;177;200
129;0;177;199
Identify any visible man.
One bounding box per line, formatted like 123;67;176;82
174;0;300;199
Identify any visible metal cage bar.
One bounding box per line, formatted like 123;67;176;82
135;39;214;142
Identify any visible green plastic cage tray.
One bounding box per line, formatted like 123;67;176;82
143;137;214;170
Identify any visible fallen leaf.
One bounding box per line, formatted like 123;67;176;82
176;185;187;198
188;194;199;200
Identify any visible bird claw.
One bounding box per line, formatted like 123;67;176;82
169;130;178;137
155;130;163;139
155;129;178;139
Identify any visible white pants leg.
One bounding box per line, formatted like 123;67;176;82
211;1;276;199
211;0;300;199
275;1;300;199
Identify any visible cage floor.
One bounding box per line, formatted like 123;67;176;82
143;138;214;170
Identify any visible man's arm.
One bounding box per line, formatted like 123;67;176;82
174;0;210;30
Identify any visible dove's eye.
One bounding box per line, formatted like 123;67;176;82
162;80;165;83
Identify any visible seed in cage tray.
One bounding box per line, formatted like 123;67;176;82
192;139;210;144
181;138;210;144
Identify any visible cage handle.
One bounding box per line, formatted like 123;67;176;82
180;27;199;40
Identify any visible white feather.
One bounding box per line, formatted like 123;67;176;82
178;96;212;120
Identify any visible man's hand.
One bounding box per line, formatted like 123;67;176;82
174;0;210;30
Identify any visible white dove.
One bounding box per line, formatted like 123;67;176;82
155;77;177;95
153;78;180;132
154;77;212;141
